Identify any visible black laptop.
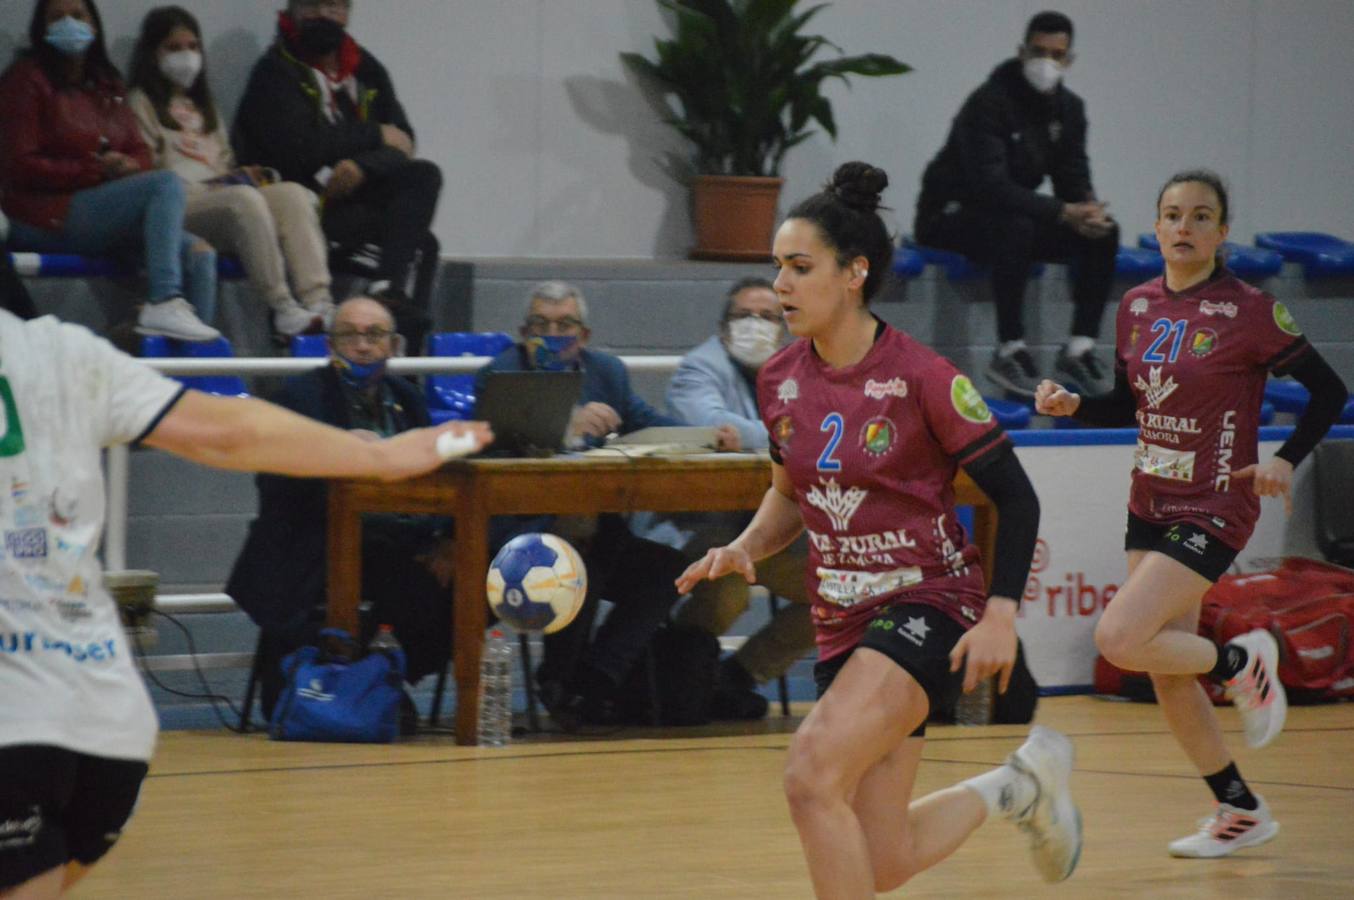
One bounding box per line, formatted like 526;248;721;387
472;370;585;457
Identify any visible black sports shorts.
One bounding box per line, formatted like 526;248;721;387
814;602;969;738
0;745;148;890
1124;511;1239;583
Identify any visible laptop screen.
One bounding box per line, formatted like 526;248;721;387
473;370;584;456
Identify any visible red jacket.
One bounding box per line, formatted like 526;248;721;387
0;58;152;231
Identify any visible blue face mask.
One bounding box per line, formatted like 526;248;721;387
334;352;387;389
45;16;95;58
524;335;579;372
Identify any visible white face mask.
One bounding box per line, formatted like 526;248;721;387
1022;56;1063;94
159;49;202;90
724;316;783;368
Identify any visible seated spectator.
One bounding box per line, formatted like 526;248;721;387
226;297;456;721
233;0;441;352
913;10;1117;398
0;0;219;341
477;281;736;730
636;277;814;719
128;6;335;339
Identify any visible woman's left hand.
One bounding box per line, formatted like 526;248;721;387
1232;456;1295;514
949;597;1018;694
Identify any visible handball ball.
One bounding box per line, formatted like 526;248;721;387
486;533;587;634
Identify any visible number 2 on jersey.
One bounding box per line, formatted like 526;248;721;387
1143;318;1187;364
817;413;844;472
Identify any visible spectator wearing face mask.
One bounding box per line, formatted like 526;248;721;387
127;6;335;340
914;10;1119;401
0;0;219;341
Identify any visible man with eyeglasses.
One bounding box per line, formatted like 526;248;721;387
632;277;815;719
233;0;441;352
228;297;457;725
477;280;734;730
914;10;1118;401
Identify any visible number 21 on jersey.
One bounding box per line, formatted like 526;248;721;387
1143;318;1188;364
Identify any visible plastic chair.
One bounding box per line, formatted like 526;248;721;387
7;252;132;278
140;335;248;397
1114;246;1162;279
1254;232;1354;278
425;332;515;420
1265;380;1354;423
289;333;329;357
891;246;925;279
984;396;1032;430
901;238;1045;280
1137;235;1281;280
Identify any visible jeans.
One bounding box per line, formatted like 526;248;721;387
6;170;217;322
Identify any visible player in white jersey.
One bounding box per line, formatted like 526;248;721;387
679;163;1079;898
1038;170;1347;858
0;309;490;898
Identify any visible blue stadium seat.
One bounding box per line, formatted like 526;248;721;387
891;247;925;279
901;238;1044;280
1137;235;1281;279
140;335;248;397
8;251;246;279
1115;246;1162;279
984;396;1031;430
1259;401;1275;426
1254;232;1354;278
1265;379;1354;423
290;334;329;357
425;332;515;420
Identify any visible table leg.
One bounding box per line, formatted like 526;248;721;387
326;485;362;636
452;498;489;745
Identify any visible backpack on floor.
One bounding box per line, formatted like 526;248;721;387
613;622;721;726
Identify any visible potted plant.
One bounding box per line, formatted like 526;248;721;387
622;0;910;260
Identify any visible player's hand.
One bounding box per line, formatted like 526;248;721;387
675;545;756;594
713;424;741;452
325;159;366;200
1060;201;1112;238
1232;457;1295;515
568;402;622;440
1035;379;1080;417
380;124;414;156
374;421;493;481
949;597;1018;694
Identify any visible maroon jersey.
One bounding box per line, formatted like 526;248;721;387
1114;271;1310;549
757;324;1008;661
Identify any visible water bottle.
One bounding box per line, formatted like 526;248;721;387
369;624;402;654
478;629;514;747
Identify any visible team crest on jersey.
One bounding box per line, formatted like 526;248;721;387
1199;300;1237;318
1130;297;1149;316
805;477;867;531
777;378;800;402
860;417;895;456
1134;366;1179;409
1189;328;1218;358
1272;302;1302;336
773;416;794;450
864;377;907;400
950;375;992;424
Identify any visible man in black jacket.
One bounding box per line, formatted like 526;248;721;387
233;0;440;352
915;11;1117;399
226;297;454;720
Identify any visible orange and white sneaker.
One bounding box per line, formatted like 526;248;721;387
1168;797;1279;858
1222;629;1287;748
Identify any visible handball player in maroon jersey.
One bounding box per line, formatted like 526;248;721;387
1037;169;1348;858
678;162;1081;897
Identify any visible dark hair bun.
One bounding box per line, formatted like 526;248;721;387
830;161;889;212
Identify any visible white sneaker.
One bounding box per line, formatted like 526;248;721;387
136;297;220;342
1223;629;1287;748
272;300;323;337
1007;725;1082;883
1168;797;1279;858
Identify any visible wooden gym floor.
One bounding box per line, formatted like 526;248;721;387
76;697;1353;899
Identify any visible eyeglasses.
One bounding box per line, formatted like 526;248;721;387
330;328;393;346
726;310;784;325
524;315;584;335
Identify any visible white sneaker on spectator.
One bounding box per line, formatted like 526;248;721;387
1223;629;1287;748
1007;725;1082;883
307;299;337;330
273;300;323;337
1168;797;1278;858
135;298;220;342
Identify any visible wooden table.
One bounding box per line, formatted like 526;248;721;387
327;454;995;744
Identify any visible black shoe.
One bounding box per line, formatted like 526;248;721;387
1055;348;1109;396
710;657;768;721
986;349;1039;399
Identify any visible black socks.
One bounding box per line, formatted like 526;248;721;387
1203;762;1259;811
1208;643;1248;682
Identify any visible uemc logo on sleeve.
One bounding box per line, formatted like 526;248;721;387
4;528;47;559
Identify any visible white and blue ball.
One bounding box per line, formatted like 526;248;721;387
486;533;587;634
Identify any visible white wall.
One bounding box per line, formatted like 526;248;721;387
3;0;1352;258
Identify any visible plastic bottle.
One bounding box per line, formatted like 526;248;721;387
478;629;513;747
369;624;402;654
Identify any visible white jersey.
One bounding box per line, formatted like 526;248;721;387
0;312;183;761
